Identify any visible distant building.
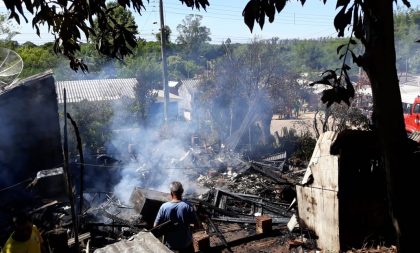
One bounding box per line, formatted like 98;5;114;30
176;79;202;121
55;78;183;120
353;73;420;104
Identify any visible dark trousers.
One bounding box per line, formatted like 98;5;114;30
173;242;194;253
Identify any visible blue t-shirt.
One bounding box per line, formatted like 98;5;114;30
154;200;197;250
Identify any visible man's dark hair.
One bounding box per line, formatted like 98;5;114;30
12;212;32;226
169;181;184;197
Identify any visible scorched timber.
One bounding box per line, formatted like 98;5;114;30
212;189;291;215
250;161;297;185
211;216;289;224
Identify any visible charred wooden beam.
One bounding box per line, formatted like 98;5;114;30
235;193;291;207
207;218;233;253
150;219;174;237
211;216;289;224
209;229;283;251
63;89;80;253
250;161;295;185
30;200;59;214
97;209;141;232
213;188;290;215
68;232;90;247
188;198;239;217
86;222;146;228
67;113;85;216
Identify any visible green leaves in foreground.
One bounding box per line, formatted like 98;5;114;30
309;67;355;107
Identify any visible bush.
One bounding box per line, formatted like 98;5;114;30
278;127;316;166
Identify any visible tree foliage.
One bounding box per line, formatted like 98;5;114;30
17;44;61;78
66;101;113;153
176;14;211;59
91;1;138;62
3;0;144;72
2;0;211;72
394;9;420;73
0;13;18;40
194;38;308;147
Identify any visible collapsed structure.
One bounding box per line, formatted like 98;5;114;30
2;71;414;253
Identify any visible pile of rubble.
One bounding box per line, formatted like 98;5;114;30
1;144;317;253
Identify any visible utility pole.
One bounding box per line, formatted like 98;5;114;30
159;0;169;123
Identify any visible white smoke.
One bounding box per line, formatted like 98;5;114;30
107;97;207;204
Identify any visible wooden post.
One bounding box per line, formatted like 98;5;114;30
63;89;80;253
256;215;272;234
193;232;210;252
159;0;169;123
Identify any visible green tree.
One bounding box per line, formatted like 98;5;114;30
167;55;201;79
3;0;149;71
66;101;113;153
0;13;18;40
394;9;420;74
92;1;138;57
115;40;161;124
155;25;172;43
17;45;61;78
197;38;302;146
176;14;211;59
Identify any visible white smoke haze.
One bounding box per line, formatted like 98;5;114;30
108;98;208;204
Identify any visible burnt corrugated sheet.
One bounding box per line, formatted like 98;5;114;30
0;70;63;188
93;232;173;253
0;71;63;244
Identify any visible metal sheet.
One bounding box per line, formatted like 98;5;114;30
56;79;182;104
93;232;173;253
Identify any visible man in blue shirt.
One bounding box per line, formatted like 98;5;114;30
154;181;197;253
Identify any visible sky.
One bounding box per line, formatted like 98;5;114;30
0;0;415;45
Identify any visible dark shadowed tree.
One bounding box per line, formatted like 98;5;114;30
155;25;172;43
197;38;303;146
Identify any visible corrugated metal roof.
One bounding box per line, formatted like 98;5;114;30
155;90;183;102
55;78;183;104
409;131;420;143
180;79;201;94
93;232;173;253
56;78;136;103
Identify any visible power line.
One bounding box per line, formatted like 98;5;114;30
163;11;332;27
164;2;336;19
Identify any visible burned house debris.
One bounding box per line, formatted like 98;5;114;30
1;71;413;253
0;71;63;245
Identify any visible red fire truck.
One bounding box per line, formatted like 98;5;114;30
403;96;420;141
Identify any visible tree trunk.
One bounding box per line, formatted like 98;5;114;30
363;1;413;251
257;110;274;145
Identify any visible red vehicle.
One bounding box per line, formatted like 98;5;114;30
403;96;420;135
